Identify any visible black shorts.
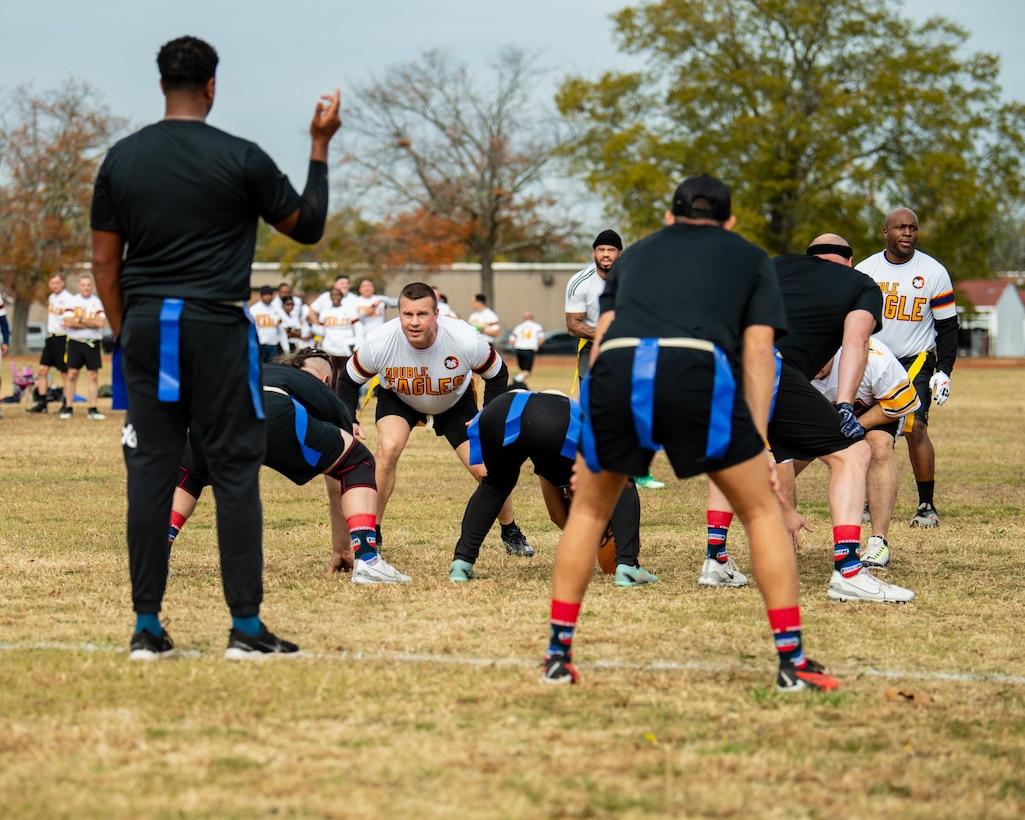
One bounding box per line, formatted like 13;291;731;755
584;345;764;479
39;335;69;371
515;350;536;372
263;392;346;484
899;351;935;425
375;386;478;449
66;338;102;371
768;362;858;462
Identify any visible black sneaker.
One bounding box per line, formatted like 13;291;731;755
776;658;841;692
224;624;299;660
502;524;535;557
129;628;175;661
26;403;48;414
540;654;579;685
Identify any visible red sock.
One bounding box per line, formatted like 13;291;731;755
348;513;378;559
767;606;805;668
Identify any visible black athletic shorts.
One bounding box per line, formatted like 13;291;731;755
899;351;935;426
39;335;69;371
66;338;102;371
375;386;478;449
768;362;859;462
585;345;764;479
515;350;536;373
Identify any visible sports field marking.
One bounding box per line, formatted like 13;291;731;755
3;641;1024;687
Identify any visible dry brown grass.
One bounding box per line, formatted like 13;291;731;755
1;356;1024;818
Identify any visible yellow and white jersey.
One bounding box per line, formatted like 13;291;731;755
347;314;503;415
319;304;363;357
812;338;920;420
47;289;75;335
856;249;956;358
65;294;105;341
249;300;286;346
508;320;545;351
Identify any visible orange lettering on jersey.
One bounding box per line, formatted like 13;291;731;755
395;378;411;395
878;281;900;296
886;295;928;322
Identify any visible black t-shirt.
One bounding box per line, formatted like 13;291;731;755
264;363;354;432
600;223;787;369
772;254;883;379
91;120;300;309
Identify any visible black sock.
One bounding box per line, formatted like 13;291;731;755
917;481;935;506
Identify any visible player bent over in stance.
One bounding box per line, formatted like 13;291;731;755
168;350;410;586
543;176;840;692
452;389;657;586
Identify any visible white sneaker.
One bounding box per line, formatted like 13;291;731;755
828;568;913;603
698;556;748;588
862;536;890;568
352;554;411;584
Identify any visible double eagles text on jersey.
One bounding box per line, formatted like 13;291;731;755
383;366;465;397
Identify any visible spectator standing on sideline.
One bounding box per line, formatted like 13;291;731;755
807;338;920;568
353;278;398;335
250;285;288;362
278;296;311;351
91;34;341;660
26;272;74;414
507;311;545;385
467;293;500;341
856;207;958;528
337;282;533;557
542;176;840;691
61;275;106;420
269;281;292;313
310;274;357;317
566;230;664;489
432;288;459;320
316;288;363;391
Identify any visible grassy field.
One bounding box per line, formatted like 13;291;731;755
1;356;1024;818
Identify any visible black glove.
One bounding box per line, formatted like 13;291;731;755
836;402;865;439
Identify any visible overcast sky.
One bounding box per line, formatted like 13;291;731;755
3;0;1023;195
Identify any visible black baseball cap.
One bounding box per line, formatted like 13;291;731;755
671;175;731;221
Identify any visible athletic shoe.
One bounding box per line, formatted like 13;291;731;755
540;654;579;685
910;502;939;528
634;474;665;490
862;536;890;568
698;556;748;588
776;658;841;692
26;403;47;414
129;628;175;661
862;502;872;525
502;524;535;557
449;559;478;582
615;564;660;587
352;554;412;584
827;568;914;603
224;624;299;659
59;406;73;420
87;408;106;420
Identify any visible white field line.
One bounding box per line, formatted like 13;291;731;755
3;641;1025;686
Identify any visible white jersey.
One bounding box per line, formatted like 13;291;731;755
565;262;606;328
856;249;956;358
279;305;312;349
354;294;398;334
437;301;459;320
347;314;504;415
47;289;75;335
250;301;287;348
319;304;363;356
467;307;500;338
310;289;358;317
812;338;921;420
509;320;545;351
65;294;105;341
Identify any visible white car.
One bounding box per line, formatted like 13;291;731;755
26;322;46;352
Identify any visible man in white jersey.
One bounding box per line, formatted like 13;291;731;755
27;272;75;414
431;287;459;320
310;274;358;317
807;338;920;568
337;282;534;559
62;275;106;420
353;278;398;335
856;207;958;528
467;293;500;341
507;310;545;385
250;285;288;361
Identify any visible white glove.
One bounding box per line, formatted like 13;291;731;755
929;371;950;406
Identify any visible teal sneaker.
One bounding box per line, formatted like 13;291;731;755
449;559;478;582
634;473;665;490
615;564;660;587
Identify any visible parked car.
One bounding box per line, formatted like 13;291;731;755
535;331;581;356
25;322;46;352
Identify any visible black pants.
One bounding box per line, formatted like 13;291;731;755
120;312;266;617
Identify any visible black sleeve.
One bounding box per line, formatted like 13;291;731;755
482;360;510;406
336;367;362;417
934;315;959;375
287;160;329;244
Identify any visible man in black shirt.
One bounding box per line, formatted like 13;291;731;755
91;35;341;660
542;176;840;693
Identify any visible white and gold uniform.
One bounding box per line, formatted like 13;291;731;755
812;339;920;422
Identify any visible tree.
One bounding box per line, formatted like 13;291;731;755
0;80;125;352
340;49;578;306
557;0;1025;275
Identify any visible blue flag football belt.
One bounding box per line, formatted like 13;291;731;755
263;385;321;467
467;391;582;466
